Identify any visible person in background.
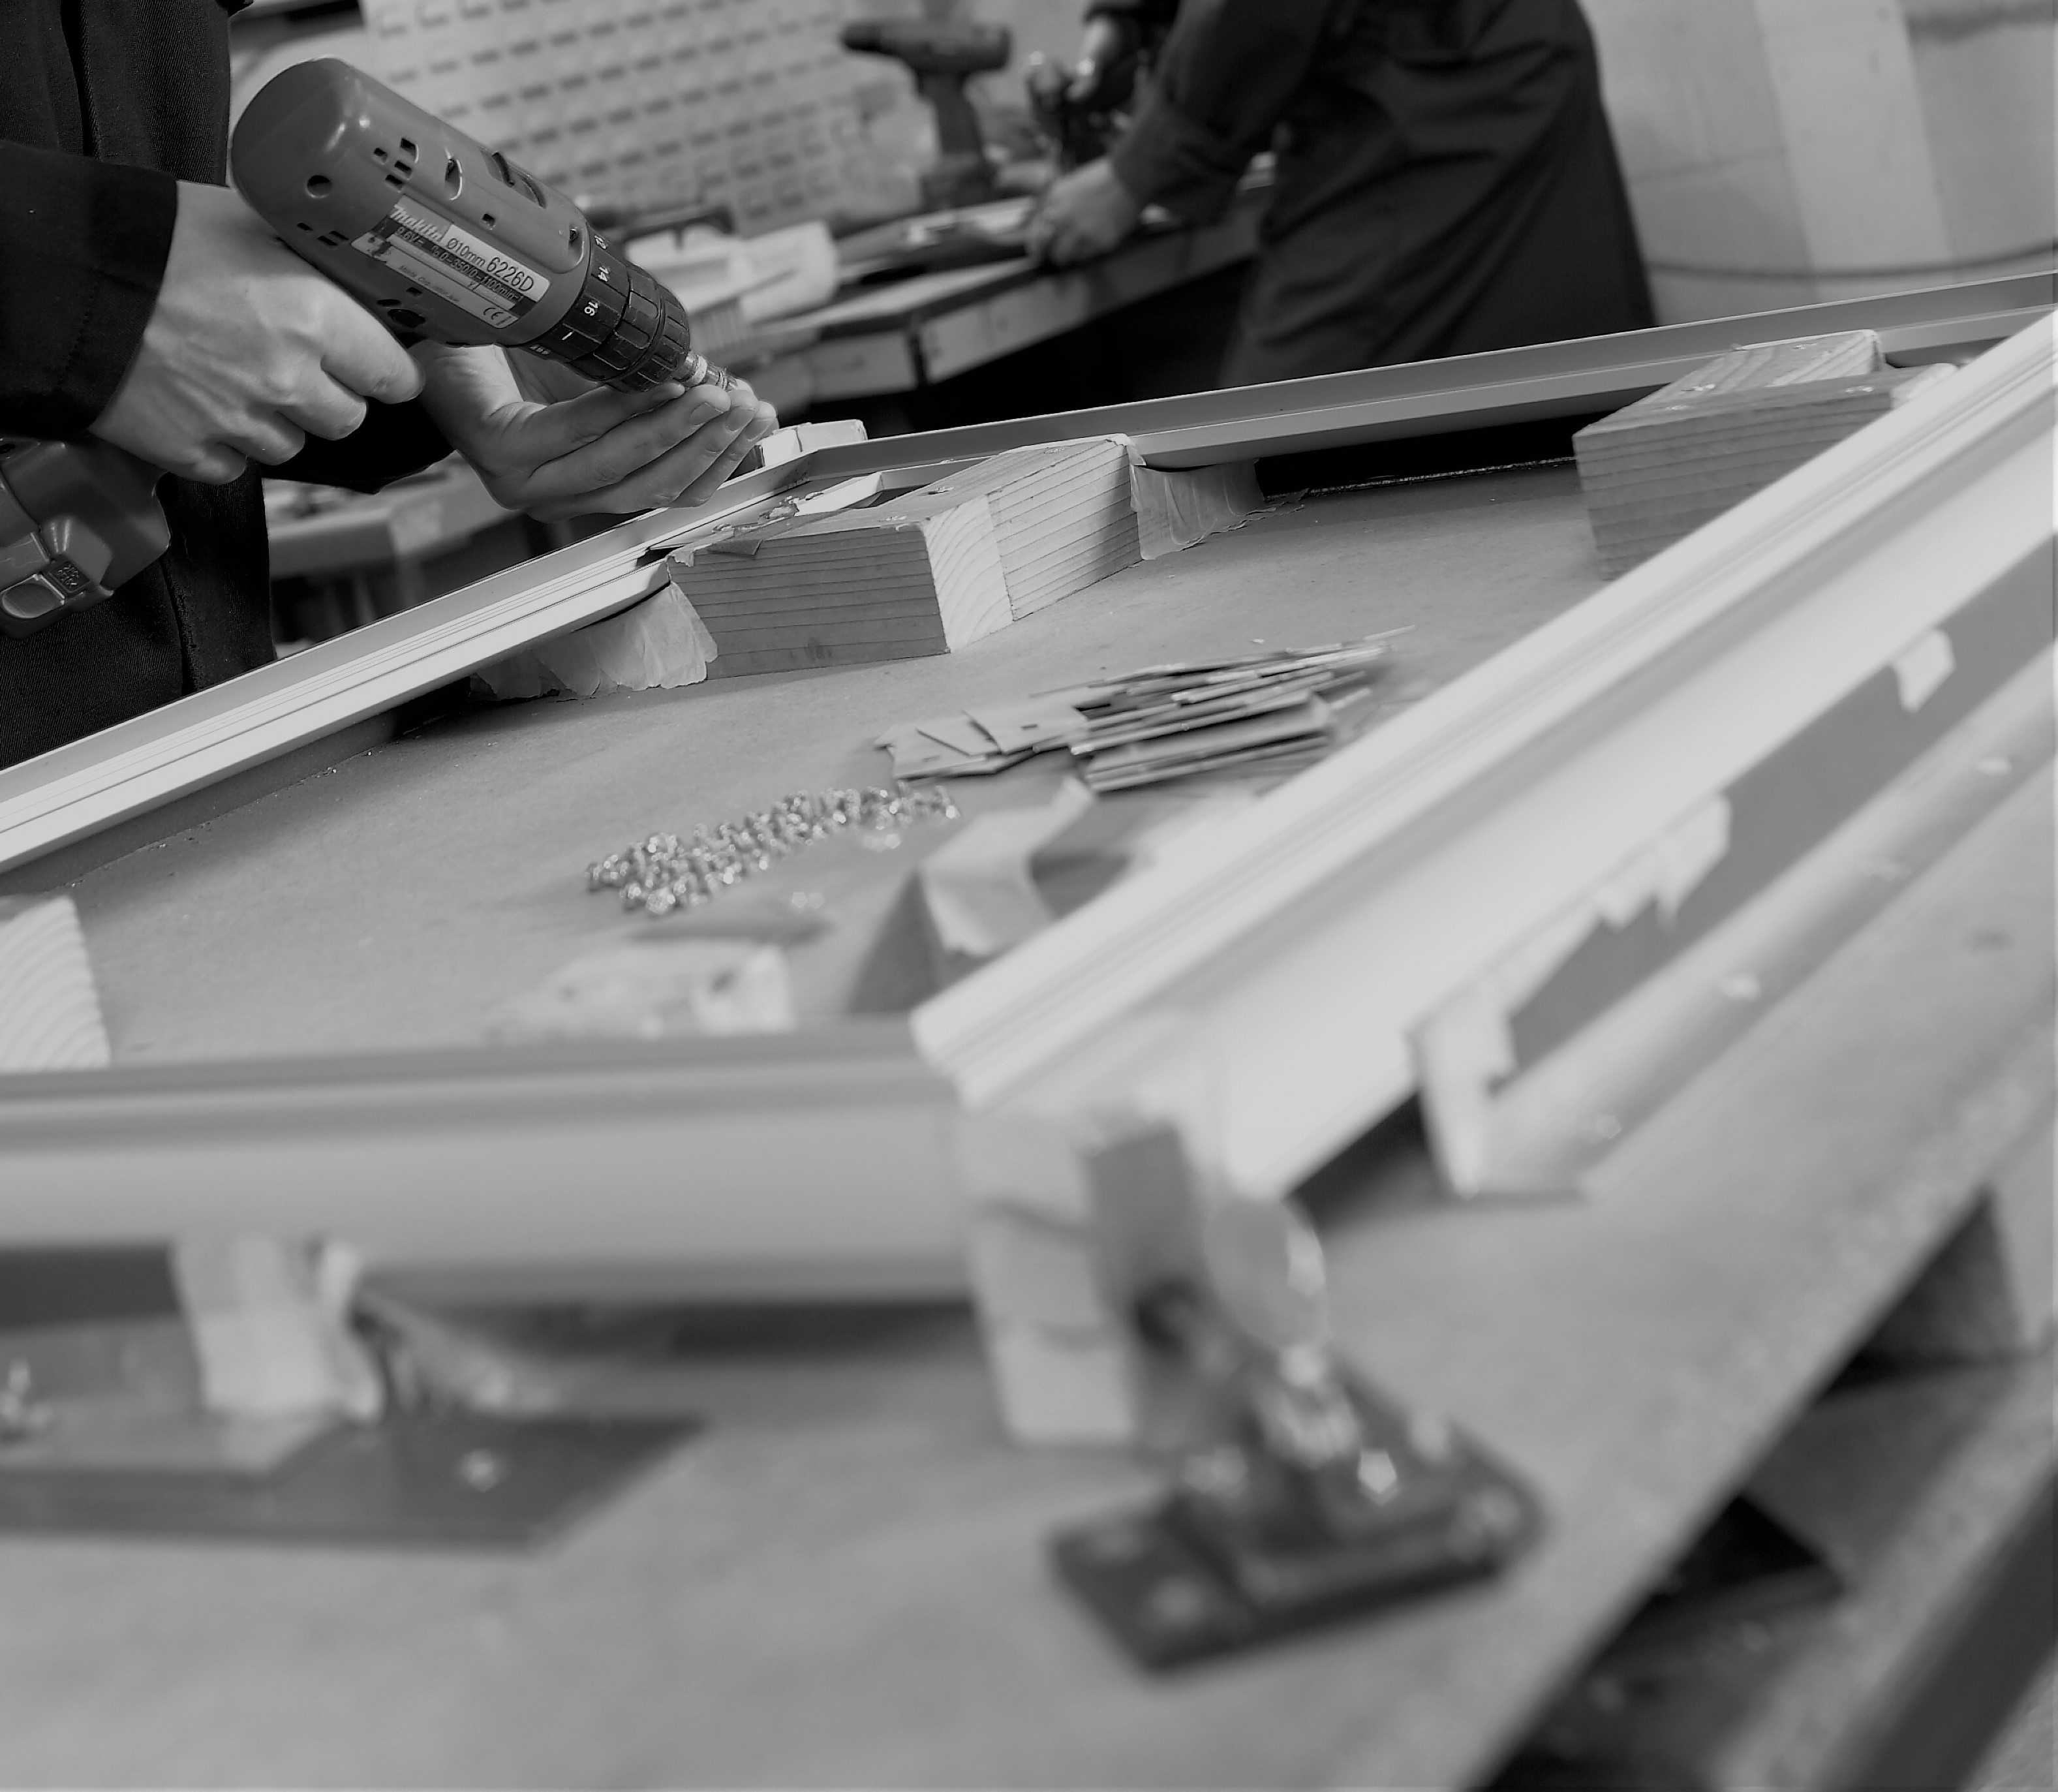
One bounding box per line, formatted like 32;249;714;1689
1026;0;1653;386
1;0;778;771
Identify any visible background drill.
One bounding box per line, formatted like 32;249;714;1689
839;19;1013;211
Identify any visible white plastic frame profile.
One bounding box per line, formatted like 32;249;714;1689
922;313;2057;1201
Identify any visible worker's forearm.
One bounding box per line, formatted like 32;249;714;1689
1082;0;1179;39
0;143;176;439
1105;0;1340;219
1108;90;1251;223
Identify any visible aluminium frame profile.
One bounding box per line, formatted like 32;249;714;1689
0;302;2051;1290
0;461;814;876
816;273;2053;472
0;277;2043;885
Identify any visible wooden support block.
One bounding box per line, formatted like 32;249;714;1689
915;779;1096;985
913;438;1140;618
170;1237;382;1423
0;893;110;1072
678;484;1013;677
674;438;1146;675
955;1107;1198;1445
1575;330;1958;577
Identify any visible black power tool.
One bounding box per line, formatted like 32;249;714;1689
1;59;733;640
840;19;1012;211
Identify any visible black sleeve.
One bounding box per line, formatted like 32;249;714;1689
1084;0;1181;39
1107;0;1338;221
274;397;452;494
0;140;177;439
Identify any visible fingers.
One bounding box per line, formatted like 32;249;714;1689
239;417;308;467
277;373;368;443
1024;204;1062;264
521;395;777;519
171;443;251;486
1029;215;1085;266
514;382;750;504
511;378;716;471
672;401;778;506
318;295;426;405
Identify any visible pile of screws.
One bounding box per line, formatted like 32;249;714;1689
588;785;959;916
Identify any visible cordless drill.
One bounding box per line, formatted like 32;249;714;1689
1;58;734;640
840;20;1012;211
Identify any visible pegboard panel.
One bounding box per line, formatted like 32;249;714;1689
362;0;867;233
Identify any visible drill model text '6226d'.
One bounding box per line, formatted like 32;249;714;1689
0;58;733;640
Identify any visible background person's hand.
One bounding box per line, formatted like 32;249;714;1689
91;182;423;485
1026;158;1144;266
412;343;778;520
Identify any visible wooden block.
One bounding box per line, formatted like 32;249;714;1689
955;1110;1198;1445
1642;330;1885;398
677;486;1011;677
912;438;1140;618
170;1237;383;1423
1576;337;1956;577
915;779;1096;983
0;893;110;1072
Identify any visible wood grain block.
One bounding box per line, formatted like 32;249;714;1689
678;486;1012;677
912;438;1140;618
674;439;1144;675
1576;331;1956;577
0;893;110;1072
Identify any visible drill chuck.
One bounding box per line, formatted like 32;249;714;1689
230;61;731;395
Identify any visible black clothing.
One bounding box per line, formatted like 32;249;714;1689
0;0;447;770
1098;0;1653;384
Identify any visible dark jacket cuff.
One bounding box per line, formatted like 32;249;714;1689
1108;89;1250;223
0;145;177;439
276;399;453;494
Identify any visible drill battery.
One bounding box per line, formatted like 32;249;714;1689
0;442;168;640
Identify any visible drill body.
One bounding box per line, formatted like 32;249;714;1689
3;59;730;640
230;60;731;394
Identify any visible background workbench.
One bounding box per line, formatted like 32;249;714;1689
793;189;1267;434
3;454;2048;1788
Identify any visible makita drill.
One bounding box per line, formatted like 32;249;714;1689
1;58;733;640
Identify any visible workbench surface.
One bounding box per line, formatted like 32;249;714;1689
74;464;1597;1066
4;454;2049;1790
